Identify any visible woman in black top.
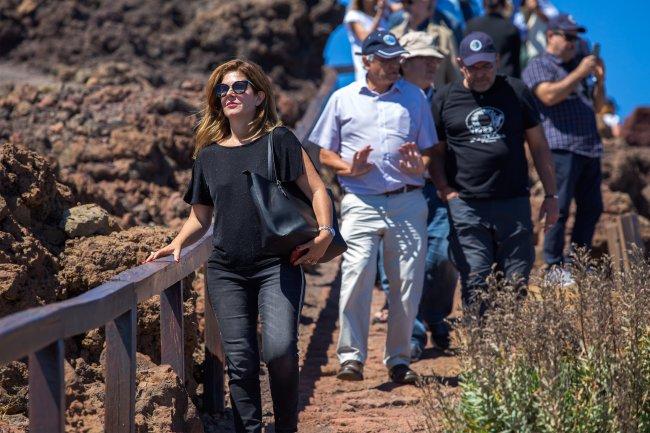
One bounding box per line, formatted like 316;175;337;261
146;59;333;433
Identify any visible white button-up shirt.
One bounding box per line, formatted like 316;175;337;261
309;79;438;195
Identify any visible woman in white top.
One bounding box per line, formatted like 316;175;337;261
515;0;559;65
344;0;390;83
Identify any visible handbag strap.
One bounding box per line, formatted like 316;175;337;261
267;126;322;182
267;128;288;197
267;128;278;182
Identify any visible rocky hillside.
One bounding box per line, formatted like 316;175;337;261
1;0;344;228
1;0;341;95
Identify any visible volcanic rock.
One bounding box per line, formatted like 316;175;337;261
622;107;650;147
607;146;650;217
60;203;117;238
56;225;175;298
134;355;204;433
0;141;73;317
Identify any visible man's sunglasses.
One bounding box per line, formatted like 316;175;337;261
554;32;579;42
215;80;254;98
466;62;495;72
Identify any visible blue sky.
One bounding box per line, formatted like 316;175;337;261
552;0;650;119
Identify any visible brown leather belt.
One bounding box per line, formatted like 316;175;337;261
381;185;422;196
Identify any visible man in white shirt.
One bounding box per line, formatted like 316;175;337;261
309;30;438;384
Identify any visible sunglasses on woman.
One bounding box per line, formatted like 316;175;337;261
215;80;255;98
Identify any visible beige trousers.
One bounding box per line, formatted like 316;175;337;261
337;189;428;368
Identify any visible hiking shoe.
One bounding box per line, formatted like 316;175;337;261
389;364;419;385
430;322;451;351
337;360;364;381
410;342;423;362
545;266;575;288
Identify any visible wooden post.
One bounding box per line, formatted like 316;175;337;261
607;213;645;272
29;340;65;433
203;272;225;414
161;280;185;384
105;308;137;433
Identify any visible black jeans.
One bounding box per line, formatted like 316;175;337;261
206;259;305;433
447;196;535;310
543;150;603;266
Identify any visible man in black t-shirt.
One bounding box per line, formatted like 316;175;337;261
465;0;522;78
430;32;559;311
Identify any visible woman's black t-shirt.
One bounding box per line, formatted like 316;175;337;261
183;126;305;269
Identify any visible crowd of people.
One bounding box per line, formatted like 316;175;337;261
340;0;614;84
149;2;611;432
326;0;608;380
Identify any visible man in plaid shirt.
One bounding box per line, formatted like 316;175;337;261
523;13;605;275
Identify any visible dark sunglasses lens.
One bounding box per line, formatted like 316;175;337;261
215;84;229;97
232;81;249;94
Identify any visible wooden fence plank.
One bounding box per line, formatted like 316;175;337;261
0;281;133;364
29;340;65;433
161;280;184;384
607;221;624;272
620;213;644;254
0;229;212;365
115;240;212;303
607;213;645;272
105;308;137;433
203;277;225;414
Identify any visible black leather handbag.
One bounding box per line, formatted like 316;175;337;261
244;129;347;262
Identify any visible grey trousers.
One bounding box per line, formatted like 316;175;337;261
206;260;305;433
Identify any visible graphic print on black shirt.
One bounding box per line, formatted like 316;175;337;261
432;75;541;199
465;106;506;143
183;126;305;269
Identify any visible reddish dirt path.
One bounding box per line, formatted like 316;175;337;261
284;259;459;433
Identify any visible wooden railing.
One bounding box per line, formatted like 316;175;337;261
0;229;224;433
0;66;340;433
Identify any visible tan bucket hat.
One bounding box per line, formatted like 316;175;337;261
398;31;445;59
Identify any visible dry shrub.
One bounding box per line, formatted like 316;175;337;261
421;249;650;433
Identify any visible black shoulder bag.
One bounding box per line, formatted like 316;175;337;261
244;129;347;262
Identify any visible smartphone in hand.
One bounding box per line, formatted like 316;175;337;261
290;247;308;266
592;42;601;58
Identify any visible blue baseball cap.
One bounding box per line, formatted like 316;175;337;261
459;32;497;66
548;13;586;33
358;30;408;58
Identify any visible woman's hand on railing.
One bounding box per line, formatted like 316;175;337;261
143;241;182;264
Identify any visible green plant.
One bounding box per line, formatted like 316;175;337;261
421;250;650;433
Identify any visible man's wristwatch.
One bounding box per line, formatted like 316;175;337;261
544;194;559;199
318;225;336;237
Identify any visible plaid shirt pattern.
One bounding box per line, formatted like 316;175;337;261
522;52;602;158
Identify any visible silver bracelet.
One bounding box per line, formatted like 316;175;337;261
318;225;336;237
